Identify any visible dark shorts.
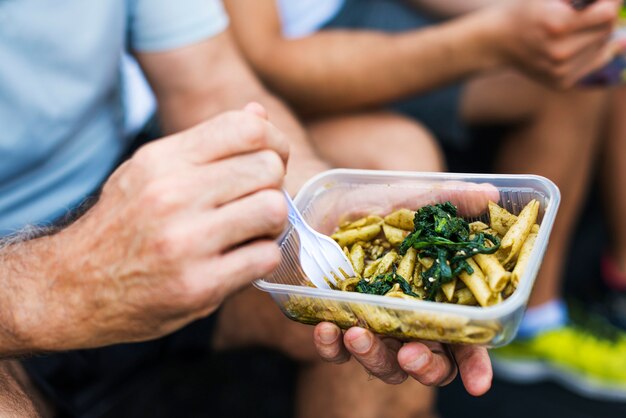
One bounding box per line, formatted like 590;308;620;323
23;318;217;418
21;120;219;418
323;0;471;149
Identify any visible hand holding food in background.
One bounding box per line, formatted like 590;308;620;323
491;0;624;87
0;104;290;354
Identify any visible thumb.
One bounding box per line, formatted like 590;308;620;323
243;102;269;120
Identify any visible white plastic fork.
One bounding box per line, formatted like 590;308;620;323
283;190;356;289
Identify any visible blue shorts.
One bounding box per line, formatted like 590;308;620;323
323;0;471;149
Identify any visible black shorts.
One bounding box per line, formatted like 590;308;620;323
23;318;217;417
323;0;471;149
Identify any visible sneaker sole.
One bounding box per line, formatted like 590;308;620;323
492;356;626;402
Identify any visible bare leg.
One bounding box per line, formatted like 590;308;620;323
296;358;436;418
0;360;53;418
306;111;444;172
213;113;442;418
605;88;626;275
462;71;607;307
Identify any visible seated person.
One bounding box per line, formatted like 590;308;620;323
599;90;626;331
0;0;492;416
224;0;626;400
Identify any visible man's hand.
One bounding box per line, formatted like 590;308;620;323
492;0;623;87
8;104;290;352
313;323;493;395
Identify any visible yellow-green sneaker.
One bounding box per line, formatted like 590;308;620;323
492;324;626;401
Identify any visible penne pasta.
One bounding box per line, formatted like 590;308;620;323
453;288;477;306
474;253;511;292
413;263;423;287
396;247;417;281
349;243;365;276
441;278;457;302
339;276;361;291
459;258;497;307
489;201;518;236
469;221;490;233
382;223;410;246
383;209;415;231
511;232;537;287
502;282;516;298
339;215;383;231
418;256;434;269
496;200;539;266
374;250;398;276
363;258;382;278
331;223;381;247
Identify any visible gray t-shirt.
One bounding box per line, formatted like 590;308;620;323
0;0;228;235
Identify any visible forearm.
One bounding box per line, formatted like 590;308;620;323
0;228;67;356
409;0;498;17
238;9;506;116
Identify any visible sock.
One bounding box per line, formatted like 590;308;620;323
517;299;568;339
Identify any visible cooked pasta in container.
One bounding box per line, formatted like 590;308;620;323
255;169;560;347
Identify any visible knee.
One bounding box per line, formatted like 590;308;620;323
367;114;445;172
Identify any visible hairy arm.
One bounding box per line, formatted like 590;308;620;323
226;0;619;116
134;31;328;194
0;229;61;355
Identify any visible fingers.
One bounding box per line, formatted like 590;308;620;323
315;325;491;395
313;322;351;364
564;39;625;86
179;110;290;166
451;345;493;396
568;0;620;32
397;341;458;387
204;239;283;297
343;328;408;384
543;0;617;35
197;149;286;207
199;189;288;254
546;25;612;64
243;102;269;120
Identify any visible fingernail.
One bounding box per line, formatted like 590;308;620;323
350;332;373;354
319;326;339;345
405;353;429;372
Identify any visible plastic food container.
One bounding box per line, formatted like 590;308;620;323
256;169;560;347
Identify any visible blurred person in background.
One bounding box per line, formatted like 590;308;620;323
0;0;494;416
225;0;626;403
592;89;626;330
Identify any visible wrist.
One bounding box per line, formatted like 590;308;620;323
467;5;514;70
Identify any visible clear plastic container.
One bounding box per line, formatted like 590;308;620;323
255;169;560;347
